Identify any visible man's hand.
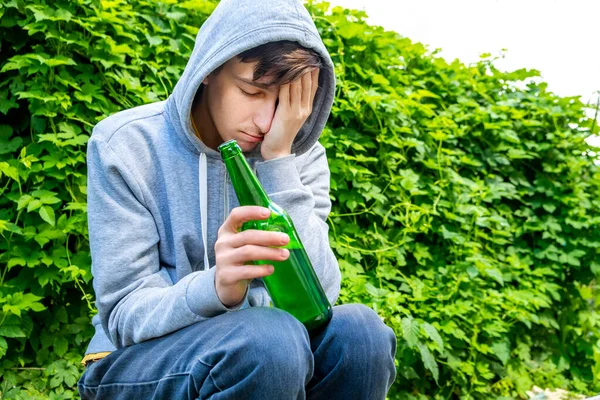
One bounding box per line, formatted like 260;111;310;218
261;68;320;160
214;206;290;307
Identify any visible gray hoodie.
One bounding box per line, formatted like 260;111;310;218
84;0;341;355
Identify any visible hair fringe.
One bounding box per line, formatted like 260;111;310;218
237;40;323;86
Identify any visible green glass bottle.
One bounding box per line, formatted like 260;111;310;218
218;139;332;331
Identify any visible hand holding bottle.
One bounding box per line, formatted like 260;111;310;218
214;206;290;307
218;140;333;330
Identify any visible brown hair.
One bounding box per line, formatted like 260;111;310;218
214;40;323;86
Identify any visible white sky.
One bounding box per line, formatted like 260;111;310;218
324;0;600;144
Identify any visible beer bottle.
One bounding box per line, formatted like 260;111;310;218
218;139;332;331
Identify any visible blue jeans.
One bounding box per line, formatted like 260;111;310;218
78;303;397;399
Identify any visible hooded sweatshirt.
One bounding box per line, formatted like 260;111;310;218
83;0;341;357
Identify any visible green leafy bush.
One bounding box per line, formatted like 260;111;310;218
318;4;600;398
0;0;213;397
1;0;599;398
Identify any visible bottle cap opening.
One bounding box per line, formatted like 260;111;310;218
218;139;241;160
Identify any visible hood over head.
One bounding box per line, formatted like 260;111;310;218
165;0;336;160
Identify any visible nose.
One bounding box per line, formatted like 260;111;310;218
253;98;278;135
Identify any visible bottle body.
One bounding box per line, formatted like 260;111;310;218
243;202;332;331
219;140;332;331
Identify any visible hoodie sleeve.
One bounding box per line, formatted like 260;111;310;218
87;136;248;348
254;141;341;305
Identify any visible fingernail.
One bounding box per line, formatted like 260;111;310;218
262;208;270;217
281;249;289;258
280;233;289;243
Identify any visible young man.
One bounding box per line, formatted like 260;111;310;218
77;0;397;398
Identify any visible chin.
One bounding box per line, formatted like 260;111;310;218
244;144;261;153
235;140;256;152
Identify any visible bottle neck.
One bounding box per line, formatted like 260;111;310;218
224;153;270;207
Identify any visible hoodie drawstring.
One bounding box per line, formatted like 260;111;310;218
199;153;209;271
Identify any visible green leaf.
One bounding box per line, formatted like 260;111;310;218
7;258;26;269
39;206;56;226
53;337;68;357
35;267;59;288
0;137;22;154
412;243;432;265
422;322;444;350
441;225;465;245
591;262;600;276
485;268;504;286
418;343;439;383
0;91;18;114
31;189;58;198
499;130;520;144
365;282;387;298
27;199;42;212
26;5;72;22
507;148;534;159
0;220;22;235
492;341;510;365
0;325;26;338
0;162;19;181
0;337;7;358
466;266;479;278
3;293;46;317
41;330;54;349
336;21;363;39
49;360;79;388
401;317;420;348
146;34;163;46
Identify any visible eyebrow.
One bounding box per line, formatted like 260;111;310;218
235;76;276;90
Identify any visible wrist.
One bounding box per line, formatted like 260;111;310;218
261;148;291;160
217;286;246;308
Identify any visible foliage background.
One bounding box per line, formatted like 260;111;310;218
0;0;599;398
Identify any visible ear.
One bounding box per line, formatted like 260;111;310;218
202;74;210;85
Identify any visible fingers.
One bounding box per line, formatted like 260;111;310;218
225;245;290;265
279;82;290;108
280;68;320;112
226;229;290;248
290;76;302;107
218;264;275;285
215;206;289;306
219;206;270;235
301;70;311;107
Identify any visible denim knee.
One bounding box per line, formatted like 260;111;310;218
306;304;398;399
192;307;314;392
333;304;397;365
235;307;313;367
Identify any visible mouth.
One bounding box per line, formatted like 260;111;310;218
242;132;263;143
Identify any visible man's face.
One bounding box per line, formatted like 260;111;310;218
201;57;280;153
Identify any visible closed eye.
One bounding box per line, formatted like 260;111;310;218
240;88;260;97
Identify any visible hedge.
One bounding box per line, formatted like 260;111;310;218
1;0;599;398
